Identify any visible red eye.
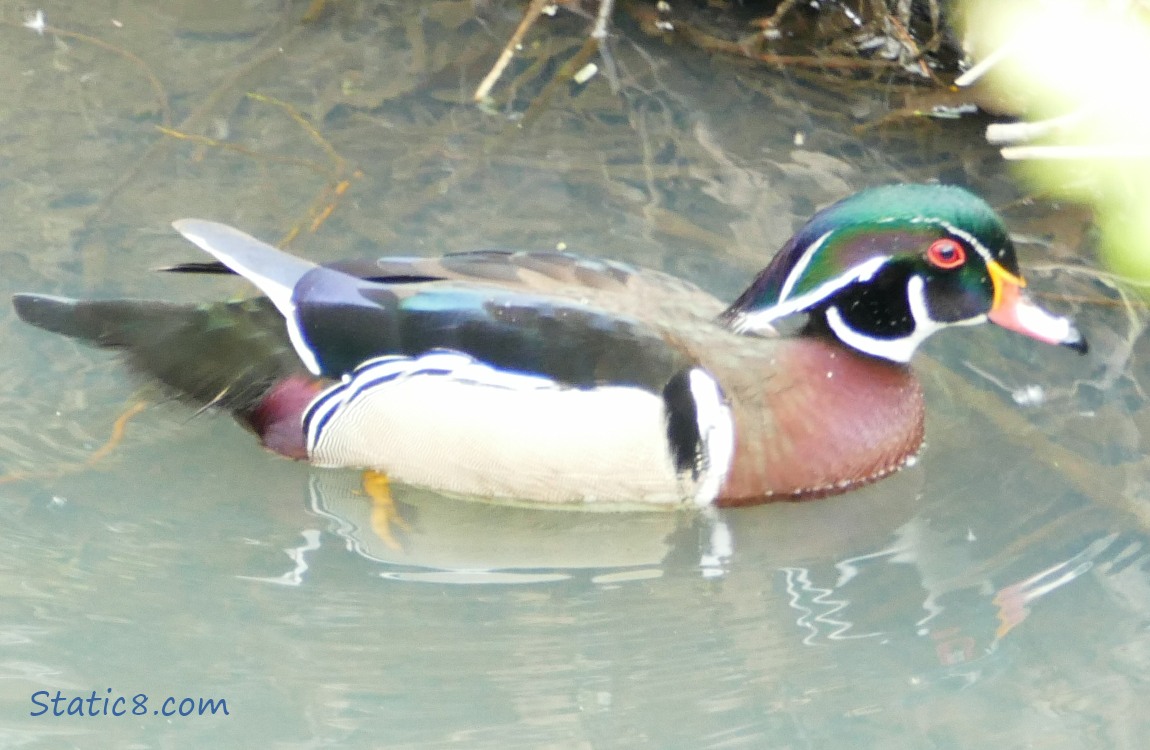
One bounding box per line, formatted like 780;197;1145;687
926;238;966;269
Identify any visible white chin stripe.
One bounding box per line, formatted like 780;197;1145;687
825;274;964;363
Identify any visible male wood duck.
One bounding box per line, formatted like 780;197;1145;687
12;184;1085;508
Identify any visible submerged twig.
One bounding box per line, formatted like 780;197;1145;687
519;34;599;126
240;94;362;245
155;90;363;245
0;401;149;485
155;125;331;175
473;0;550;102
591;0;615;40
74;21;308;264
4;14;171;127
756;0;802;35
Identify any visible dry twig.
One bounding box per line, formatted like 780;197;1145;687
473;0;550;102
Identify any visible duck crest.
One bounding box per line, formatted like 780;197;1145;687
723;184;1015;333
722;184;1084;364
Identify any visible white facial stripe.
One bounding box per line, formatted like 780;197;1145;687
778;230;834;303
826;306;921;363
686;369;735;507
733;256;890;334
737;215;1003;341
909;217;995;263
825;274;987;362
905;273;933;329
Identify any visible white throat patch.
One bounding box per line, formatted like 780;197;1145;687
824;274;984;363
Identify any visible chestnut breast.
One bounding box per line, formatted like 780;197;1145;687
706;336;924;505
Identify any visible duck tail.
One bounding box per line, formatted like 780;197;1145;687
12;293;306;420
14;293;184;346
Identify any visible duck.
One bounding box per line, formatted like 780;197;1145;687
11;184;1086;508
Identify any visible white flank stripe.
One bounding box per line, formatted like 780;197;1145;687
305;351;697;505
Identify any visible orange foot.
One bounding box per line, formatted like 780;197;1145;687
362;470;411;552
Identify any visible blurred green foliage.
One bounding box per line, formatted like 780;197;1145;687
963;0;1150;281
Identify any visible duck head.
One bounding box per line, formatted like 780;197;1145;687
721;184;1087;362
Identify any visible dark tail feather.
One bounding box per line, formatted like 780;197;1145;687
13;293;305;418
156;261;234;274
14;294;204;347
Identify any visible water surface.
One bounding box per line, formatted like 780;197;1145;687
0;1;1147;747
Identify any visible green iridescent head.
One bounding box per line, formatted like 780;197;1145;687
722;184;1086;362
